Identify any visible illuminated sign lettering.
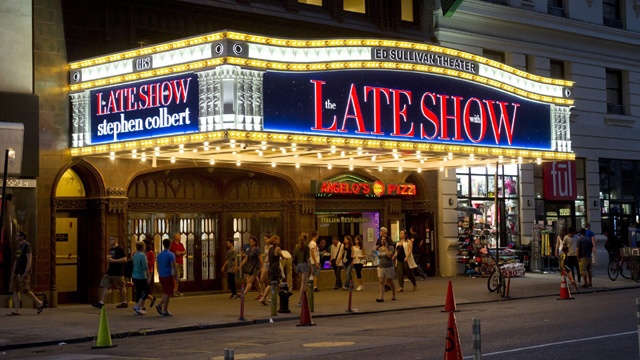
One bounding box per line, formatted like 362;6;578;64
89;74;199;144
311;180;416;196
543;161;577;200
264;70;552;150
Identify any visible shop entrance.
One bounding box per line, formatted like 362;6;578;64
607;202;634;247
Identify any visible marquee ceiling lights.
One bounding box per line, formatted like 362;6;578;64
79;130;574;171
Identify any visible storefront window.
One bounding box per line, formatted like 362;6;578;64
316;212;379;266
457;165;520;247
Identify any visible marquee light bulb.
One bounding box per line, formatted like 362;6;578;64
378;166;383;172
327;164;332;169
179;144;184;153
417;167;422;173
271;162;276;168
204;141;209;151
210;158;215;165
170;157;176;163
236;160;241;166
349;164;354;170
110;152;115;160
295;163;300;168
536;158;542;165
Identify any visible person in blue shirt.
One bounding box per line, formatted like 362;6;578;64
155;239;177;316
132;241;151;315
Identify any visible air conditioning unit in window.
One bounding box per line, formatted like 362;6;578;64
607;104;625;115
547;6;565;17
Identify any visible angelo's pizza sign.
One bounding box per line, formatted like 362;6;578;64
310;180;416;196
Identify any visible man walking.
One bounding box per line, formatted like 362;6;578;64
221;238;238;299
577;228;593;288
155;238;178;316
92;236;128;309
7;231;45;315
409;226;428;280
308;231;321;292
170;233;186;296
329;236;344;290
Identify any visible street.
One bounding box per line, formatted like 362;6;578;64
4;288;639;359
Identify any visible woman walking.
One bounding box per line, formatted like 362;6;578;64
292;232;310;306
352;235;366;291
239;236;263;298
394;230;417;292
260;235;282;305
342;235;354;290
144;239;157;307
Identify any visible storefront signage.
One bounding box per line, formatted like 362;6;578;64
311;180;416;196
89;74;199;144
318;216;371;224
543;161;577;200
264;70;553;150
372;48;478;74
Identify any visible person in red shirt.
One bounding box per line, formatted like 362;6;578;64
170;233;186;296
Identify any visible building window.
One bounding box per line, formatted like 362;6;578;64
606;69;624;115
603;0;623;28
483;49;505;63
547;0;565;17
344;0;366;13
401;0;414;22
298;0;322;5
550;60;565;79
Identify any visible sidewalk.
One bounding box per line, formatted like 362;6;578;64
1;259;638;351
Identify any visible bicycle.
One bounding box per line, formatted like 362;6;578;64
607;247;633;281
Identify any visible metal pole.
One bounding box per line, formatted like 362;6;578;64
307;279;314;312
0;149;9;262
238;283;246;321
224;348;234;360
472;318;481;360
494;162;499;267
270;281;278;316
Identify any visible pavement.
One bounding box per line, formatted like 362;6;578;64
1;250;639;351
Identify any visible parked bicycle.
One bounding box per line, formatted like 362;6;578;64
487;262;507;297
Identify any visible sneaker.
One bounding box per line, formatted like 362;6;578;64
342;286;348;290
174;292;183;297
356;285;364;292
92;302;104;309
230;294;239;299
313;287;320;292
155;304;163;315
133;306;146;315
162;311;173;317
116;303;128;308
149;297;156;308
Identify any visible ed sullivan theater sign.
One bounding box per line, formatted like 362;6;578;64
69;31;573;159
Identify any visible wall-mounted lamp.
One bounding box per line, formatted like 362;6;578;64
449;198;454;206
527;200;532;207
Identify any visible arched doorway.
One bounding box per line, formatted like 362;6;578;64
53;160;105;304
127;166;296;292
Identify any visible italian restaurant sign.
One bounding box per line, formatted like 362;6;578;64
263;70;553;150
311;180;416;196
89;74;199;144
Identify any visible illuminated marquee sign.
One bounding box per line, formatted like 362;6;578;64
311;180;416;196
263;70;553;150
89;74;199;144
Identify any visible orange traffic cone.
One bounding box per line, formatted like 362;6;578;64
557;276;574;300
441;280;459;312
444;311;463;360
297;290;316;327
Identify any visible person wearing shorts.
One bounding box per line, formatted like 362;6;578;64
376;230;396;302
170;233;186;296
308;231;321;292
155;239;177;316
92;236;128;309
8;232;45;316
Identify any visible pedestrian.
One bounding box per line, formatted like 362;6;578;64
330;236;344;290
352;235;366;291
258;235;272;301
170;233;186;296
92;236;128;309
577;228;593;288
293;232;310;306
585;222;597;265
308;231;321;292
342;235;354;290
394;229;417;292
260;235;282;305
155;238;177;316
563;227;580;283
559;244;579;292
409;226;428;280
221;238;239;299
132;241;152;315
143;238;157;308
376;232;396;302
239;235;263;299
7;231;45;316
